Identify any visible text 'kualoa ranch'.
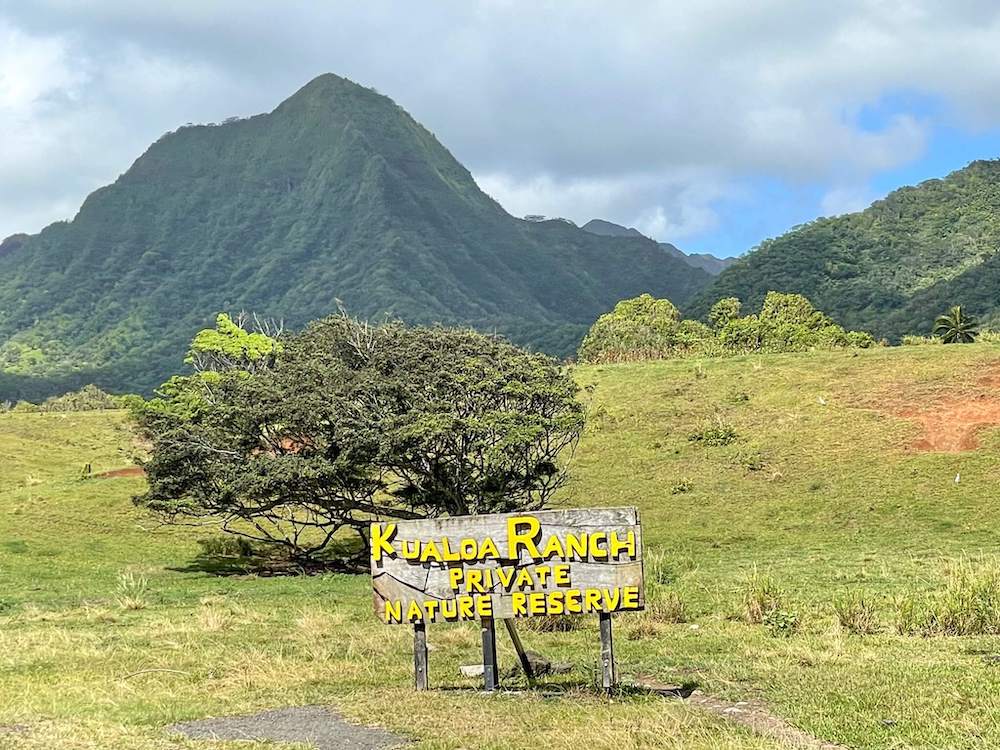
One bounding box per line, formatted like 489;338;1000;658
371;513;642;625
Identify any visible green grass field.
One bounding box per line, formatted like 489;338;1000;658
4;344;1000;749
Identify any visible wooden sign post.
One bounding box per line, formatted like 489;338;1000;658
371;507;644;693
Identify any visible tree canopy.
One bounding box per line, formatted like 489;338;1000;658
132;314;585;564
578;292;875;363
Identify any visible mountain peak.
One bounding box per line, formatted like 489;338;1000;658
0;75;712;397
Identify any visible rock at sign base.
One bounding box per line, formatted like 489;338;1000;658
459;664;485;678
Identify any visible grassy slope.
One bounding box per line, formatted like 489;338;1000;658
3;345;1000;748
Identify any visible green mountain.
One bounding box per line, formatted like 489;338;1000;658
0;74;711;398
689;160;1000;337
581;219;736;275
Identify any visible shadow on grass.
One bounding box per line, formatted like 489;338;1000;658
167;536;366;577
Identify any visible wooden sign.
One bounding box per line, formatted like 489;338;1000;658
371;507;644;624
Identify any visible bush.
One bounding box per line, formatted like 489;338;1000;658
763;608;799;637
577;294;714;363
834;592;880;635
689;418;738;446
7;384;126;413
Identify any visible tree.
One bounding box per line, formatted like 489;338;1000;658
709;297;742;329
933;305;979;343
577;294;709;363
133;314;585;563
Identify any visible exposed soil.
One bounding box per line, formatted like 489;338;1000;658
93;466;145;478
874;361;1000;452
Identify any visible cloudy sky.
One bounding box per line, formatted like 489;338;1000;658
3;1;1000;257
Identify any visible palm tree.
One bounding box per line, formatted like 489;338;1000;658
933;305;979;343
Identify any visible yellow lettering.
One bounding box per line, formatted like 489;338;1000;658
588;532;608;559
608;530;636;559
535;566;551;586
496;567;515;590
448;567;464;590
528;592;547;615
547;591;565;615
466;569;485;593
511;592;528;616
440;599;458;620
507;516;542;559
458;596;475;620
514;568;535;590
401;540;420;560
552;564;571;585
440;537;461;562
602;588;621;611
384;599;402;623
459;538;478;559
371;523;396;561
476;595;493;617
479;537;500;560
584;588;602;611
406;600;423;622
565;533;587;560
622;586;640;609
541;534;565;559
565;589;582;614
420;541;443;563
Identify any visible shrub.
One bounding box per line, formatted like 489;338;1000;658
689;418;738;446
834;592;880;635
977;329;1000;344
578;291;873;363
763;608;799;637
577;294;714;363
741;568;783;624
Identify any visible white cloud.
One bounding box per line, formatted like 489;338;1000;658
2;1;1000;244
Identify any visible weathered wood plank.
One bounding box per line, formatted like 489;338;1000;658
372;507;644;624
599;611;615;692
413;622;428;690
481;616;499;691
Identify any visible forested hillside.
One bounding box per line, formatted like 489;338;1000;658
690;160;1000;337
0;74;710;398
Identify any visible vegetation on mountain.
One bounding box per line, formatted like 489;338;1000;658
133;314;584;561
689;160;1000;339
578;291;874;363
581;218;735;275
0;74;710;400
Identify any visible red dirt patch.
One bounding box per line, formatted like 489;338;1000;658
94;466;145;478
877;361;1000;452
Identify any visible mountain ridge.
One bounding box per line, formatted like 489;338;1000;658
0;73;711;398
580;219;735;275
689;159;1000;337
